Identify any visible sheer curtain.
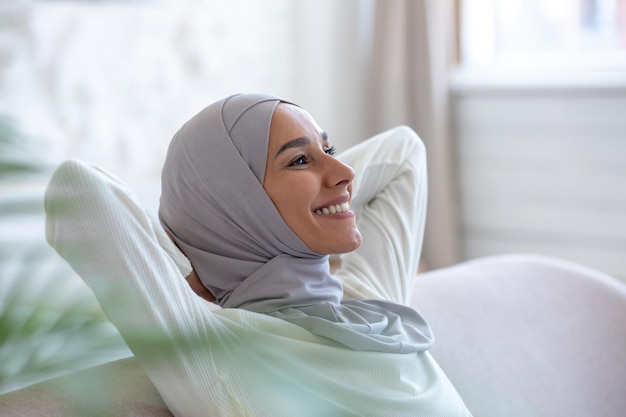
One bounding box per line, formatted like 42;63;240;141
361;0;460;269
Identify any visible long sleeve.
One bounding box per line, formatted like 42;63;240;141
44;160;228;416
334;126;428;305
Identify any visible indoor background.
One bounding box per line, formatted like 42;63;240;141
1;0;625;393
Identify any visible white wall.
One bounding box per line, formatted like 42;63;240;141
0;0;296;183
0;0;371;184
452;81;626;282
290;0;372;151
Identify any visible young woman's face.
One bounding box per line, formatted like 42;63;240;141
263;104;362;254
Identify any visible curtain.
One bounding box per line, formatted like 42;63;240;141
362;0;460;270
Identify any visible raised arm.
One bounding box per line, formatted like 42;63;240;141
44;160;223;415
334;126;427;305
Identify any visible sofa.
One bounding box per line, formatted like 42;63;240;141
1;252;625;417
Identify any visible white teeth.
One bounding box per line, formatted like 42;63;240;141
314;202;350;215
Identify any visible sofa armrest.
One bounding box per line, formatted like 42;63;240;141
0;357;171;417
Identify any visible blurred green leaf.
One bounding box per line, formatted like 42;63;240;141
0;114;54;180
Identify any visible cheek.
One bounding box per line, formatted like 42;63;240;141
269;178;316;222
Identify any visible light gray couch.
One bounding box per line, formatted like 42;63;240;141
1;253;625;417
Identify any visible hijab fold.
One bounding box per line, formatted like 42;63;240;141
159;93;433;354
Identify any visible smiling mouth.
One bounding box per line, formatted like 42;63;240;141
314;202;351;215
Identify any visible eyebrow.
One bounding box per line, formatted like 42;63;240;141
274;131;328;159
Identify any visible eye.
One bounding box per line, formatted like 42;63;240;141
288;154;309;167
324;146;337;156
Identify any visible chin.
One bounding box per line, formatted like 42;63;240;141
329;231;363;255
304;226;362;255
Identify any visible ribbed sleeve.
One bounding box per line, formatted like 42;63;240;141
44;160;228;416
336;126;428;305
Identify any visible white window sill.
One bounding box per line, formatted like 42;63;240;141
450;65;626;95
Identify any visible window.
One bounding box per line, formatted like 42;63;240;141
460;0;626;71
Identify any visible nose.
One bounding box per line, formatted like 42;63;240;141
324;156;355;188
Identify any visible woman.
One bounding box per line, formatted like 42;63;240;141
45;93;472;416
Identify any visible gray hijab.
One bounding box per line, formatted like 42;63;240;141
159;93;433;353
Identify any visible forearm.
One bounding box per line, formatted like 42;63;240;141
336;126;428;304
